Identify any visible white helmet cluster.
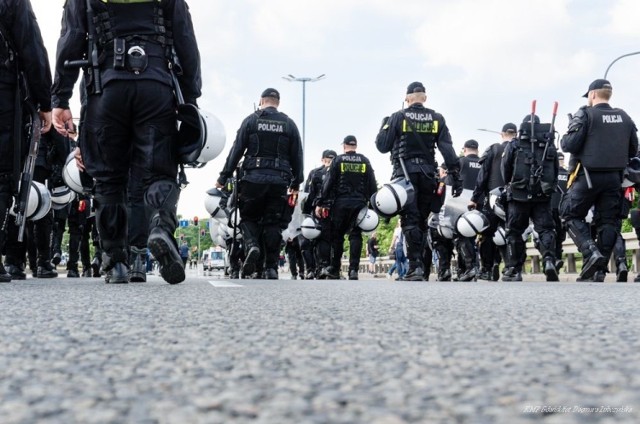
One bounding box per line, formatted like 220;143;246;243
437;224;455;240
370;177;415;218
62;152;93;195
301;215;322;240
492;226;507;246
177;104;226;167
489;194;506;220
11;181;52;221
456;210;490;238
50;184;76;210
356;207;379;232
204;188;228;220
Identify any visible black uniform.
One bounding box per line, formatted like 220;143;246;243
316;149;377;280
453;153;481;281
550;165;568;268
217;104;303;279
561;102;638;280
376;101;460;281
302;164;328;278
0;0;52;282
52;0;201;284
471;140;509;279
501;116;559;281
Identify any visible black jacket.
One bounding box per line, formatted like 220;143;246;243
52;0;201;109
0;0;52;111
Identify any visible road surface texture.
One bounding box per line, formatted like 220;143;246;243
1;268;639;423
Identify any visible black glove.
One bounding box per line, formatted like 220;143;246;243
450;172;463;197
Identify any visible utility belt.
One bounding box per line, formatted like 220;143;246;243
102;38;168;74
243;156;290;172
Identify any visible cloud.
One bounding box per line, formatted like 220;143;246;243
607;0;640;36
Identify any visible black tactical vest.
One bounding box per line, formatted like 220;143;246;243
487;142;506;191
335;153;369;201
551;167;568;209
391;106;440;167
577;106;633;171
243;111;291;173
509;123;557;202
460;154;481;191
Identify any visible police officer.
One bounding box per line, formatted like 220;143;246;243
376;81;462;281
0;0;52;282
469;123;515;280
315;135;377;280
453;139;482;281
52;0;201;284
561;79;638;282
501;114;559;282
301;149;336;279
551;152;569;272
216;88;303;280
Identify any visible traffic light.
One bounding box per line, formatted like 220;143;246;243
194;216;199;226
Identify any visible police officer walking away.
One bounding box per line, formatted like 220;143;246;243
501;114;559;282
315;135;377;280
376;81;462;281
561;79;638;282
216;88;303;280
52;0;201;284
469;123;516;281
0;0;52;282
454;139;482;281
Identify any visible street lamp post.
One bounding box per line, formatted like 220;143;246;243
282;74;326;164
604;51;640;79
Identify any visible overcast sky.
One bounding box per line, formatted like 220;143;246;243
32;0;640;218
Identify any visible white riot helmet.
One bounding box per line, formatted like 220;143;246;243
177;104;226;167
492;226;507;246
437;224;455;239
62;152;93;194
204;188;228;220
50;185;76;210
208;217;221;241
11;181;52;221
301;215;322;240
370;177;415;218
214;234;227;248
227;207;241;228
489;194;506;220
356;207;379;232
456;210;489;238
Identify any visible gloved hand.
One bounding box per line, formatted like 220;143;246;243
467;201;477;211
450;172;463;197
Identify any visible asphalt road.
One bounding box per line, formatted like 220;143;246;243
1;268;639;424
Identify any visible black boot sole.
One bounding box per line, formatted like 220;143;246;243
617;269;628;283
545;266;559;282
241;247;260;278
579;253;606;280
148;234;185;285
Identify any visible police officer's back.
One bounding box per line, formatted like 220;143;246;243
52;0;202;285
376;81;461;281
0;0;52;282
216;88;303;280
561;79;638;282
315;135;377;280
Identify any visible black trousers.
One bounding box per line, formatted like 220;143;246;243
400;171;437;267
505;200;556;269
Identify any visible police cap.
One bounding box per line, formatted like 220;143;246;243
322;149;337;159
406;81;426;94
342;135;357;146
261;88;280;100
583;79;612;98
501;122;517;133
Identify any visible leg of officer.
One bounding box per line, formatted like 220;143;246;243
348;216;363;280
531;202;559;281
503;201;530;281
128;173;148;282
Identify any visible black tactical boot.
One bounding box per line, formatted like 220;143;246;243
555;259;564;273
0;263;12;283
51;252;62;266
67;267;79;278
319;266;340;280
544;257;559;282
437;269;451;282
478;268;492;281
458;267;477;282
491;264;500;281
82;268;92;278
105;263;129;284
404;266;424;281
616;261;628;283
148;228;184;284
91;257;101;278
579;243;606;281
348;269;359;280
129;246;147;283
241;245;261;278
37;261;58;279
593;270;606;283
6;263;26;280
502;267;522;282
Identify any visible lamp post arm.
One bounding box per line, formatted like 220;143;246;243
604;51;640;79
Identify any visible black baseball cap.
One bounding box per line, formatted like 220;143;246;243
463;139;479;149
502;123;517;133
322;149;337;159
583;79;612;97
406;81;426;94
261;88;280;100
342;135;357;146
557;152;565;160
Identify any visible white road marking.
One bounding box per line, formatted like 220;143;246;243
208;280;244;288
